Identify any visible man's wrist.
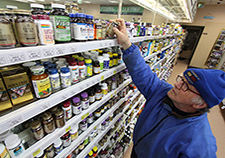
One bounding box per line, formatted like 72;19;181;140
122;42;132;50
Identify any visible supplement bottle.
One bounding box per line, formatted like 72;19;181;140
4;134;25;157
86;15;94;40
37;14;54;45
60;67;71;88
97;56;104;72
70;125;78;141
68;61;79;84
30;120;44;140
101;83;108;97
55;108;65;128
74;13;87;41
50;3;71;43
103;54;110;70
31;3;46;15
94;20;102;40
87;113;94;126
95;85;102;101
72;96;82;115
62;100;72;120
88;88;95;104
14;9;39;46
35;150;46;158
0;143;10;158
54;139;63;154
45;145;54;158
109;54;113;68
93;60;100;74
78;61;86;80
48;68;60;92
42;112;56;134
85;59;93;77
79;119;87;131
0;9;16;49
31;66;52;98
113;53;118;66
81;92;89;110
106;21;119;38
101;21;107;39
0;130;13;143
69;13;75;40
61;132;71;148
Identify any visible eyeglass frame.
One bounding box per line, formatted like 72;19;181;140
176;75;201;96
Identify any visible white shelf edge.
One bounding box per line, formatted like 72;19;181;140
126;95;144;117
0;64;126;134
55;90;133;158
20;79;132;158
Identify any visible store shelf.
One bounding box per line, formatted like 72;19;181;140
0;64;126;134
161;43;174;52
19;79;132;158
0;35;177;67
126;95;144;116
55;90;133;158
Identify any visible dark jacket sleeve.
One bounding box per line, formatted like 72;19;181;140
122;43;169;100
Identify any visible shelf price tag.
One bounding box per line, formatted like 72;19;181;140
28;50;41;60
43;48;55;57
111;94;113;98
70;46;77;53
40;101;50;111
56;47;65;55
0;56;7;65
113;70;116;74
65;126;71;133
9;115;23;128
94;126;97;130
32;149;41;157
8;53;25;64
81;112;89;120
101;76;104;81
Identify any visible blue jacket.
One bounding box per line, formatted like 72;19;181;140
122;44;217;158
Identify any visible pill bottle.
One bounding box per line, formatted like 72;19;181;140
60;67;71;88
74;13;87;41
78;61;86;80
68;61;79;84
48;68;60;92
0;143;10;158
86;15;94;40
103;54;110;70
85;59;93;77
62;100;72;120
97;56;104;72
72;96;82;115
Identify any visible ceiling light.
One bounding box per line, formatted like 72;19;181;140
28;0;36;2
15;0;28;2
37;0;45;2
83;1;91;3
109;0;118;3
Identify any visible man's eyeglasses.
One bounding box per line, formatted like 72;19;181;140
176;75;201;96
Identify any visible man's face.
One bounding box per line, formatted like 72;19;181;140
167;76;201;107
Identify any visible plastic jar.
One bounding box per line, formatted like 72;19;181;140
55;108;65;128
79;119;88;131
72;96;82;115
88;88;95;104
14;9;39;46
94;108;101;120
86;15;94;40
70;125;78;141
50;3;71;43
101;83;108;97
89;132;95;142
54;138;63;154
113;53;118;66
79;142;84;152
111;77;117;90
74;13;87;41
35;150;46;158
48;68;60;92
101;21;107;39
81;92;89;110
0;143;10;158
42;112;56;134
109;54;113;68
61;132;71;148
95;85;102;101
68;61;79;84
31;66;52;98
94;20;102;40
103;54;110;70
37;14;54;45
4;134;25;157
101;121;106;131
30;120;44;140
78;61;86;80
87;113;94;125
0;130;13;143
0;9;16;49
45;144;54;158
97;56;104;72
93;61;100;74
85;59;93;77
60;67;71;88
62;100;72;120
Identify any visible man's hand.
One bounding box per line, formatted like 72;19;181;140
112;18;132;50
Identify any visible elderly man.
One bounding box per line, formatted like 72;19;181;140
112;19;225;158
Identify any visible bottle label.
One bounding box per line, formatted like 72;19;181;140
64;107;72;119
50;16;71;41
39;23;54;44
102;28;106;39
69;67;79;83
60;75;71;88
71;22;75;39
49;76;60;90
87;24;94;39
113;59;118;66
73;104;82;115
79;66;86;79
86;65;93;77
74;23;88;40
89;95;95;103
81;100;89;109
102;89;108;96
32;77;52;98
71;131;78;141
62;137;71;147
99;62;103;71
109;59;113;67
94;67;100;74
9;143;24;157
95;92;102;100
103;60;109;70
112;82;117;90
16;22;38;45
0;147;10;158
0;23;16;46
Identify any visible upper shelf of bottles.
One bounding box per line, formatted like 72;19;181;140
0;34;178;67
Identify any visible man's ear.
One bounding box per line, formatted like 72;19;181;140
192;102;208;109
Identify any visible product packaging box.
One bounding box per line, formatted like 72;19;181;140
0;78;12;111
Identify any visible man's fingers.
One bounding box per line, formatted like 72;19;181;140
115;18;126;28
113;27;123;36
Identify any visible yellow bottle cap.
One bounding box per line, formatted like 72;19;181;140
93;146;98;152
88;150;93;156
107;52;112;55
98;50;103;53
72;55;79;59
78;57;84;61
113;53;118;57
85;59;92;64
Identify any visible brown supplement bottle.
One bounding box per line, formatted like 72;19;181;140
30;120;44;140
86;15;94;40
0;9;16;49
14;9;39;46
42;112;56;134
101;21;107;40
94;20;102;40
55;108;65;128
95;85;102;101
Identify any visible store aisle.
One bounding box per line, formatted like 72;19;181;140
167;59;225;158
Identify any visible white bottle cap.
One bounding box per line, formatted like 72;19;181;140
0;130;13;142
51;3;66;9
54;138;62;148
5;134;21;150
103;54;109;58
97;56;103;61
102;83;108;89
30;3;44;9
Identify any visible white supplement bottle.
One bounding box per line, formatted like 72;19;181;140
60;67;71;88
103;54;110;70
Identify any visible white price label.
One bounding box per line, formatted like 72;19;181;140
109;42;112;46
40;102;50;111
9;115;23;128
104;42;108;47
70;90;76;95
8;53;25;63
28;50;41;60
0;56;7;65
61;94;68;101
43;48;55;57
99;43;103;47
56;47;65;55
70;46;77;52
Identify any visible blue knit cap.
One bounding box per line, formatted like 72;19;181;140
183;68;225;108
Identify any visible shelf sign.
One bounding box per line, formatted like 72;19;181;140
81;112;89;120
66;126;71;133
33;149;41;157
100;6;144;15
203;16;214;19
